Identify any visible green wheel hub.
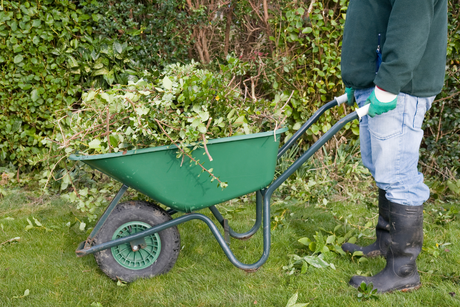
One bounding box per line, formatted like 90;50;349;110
111;221;161;270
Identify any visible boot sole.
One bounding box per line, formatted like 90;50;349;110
343;250;386;258
378;283;422;294
349;280;421;293
398;284;422;293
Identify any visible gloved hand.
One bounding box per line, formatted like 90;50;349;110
367;86;398;117
345;87;355;106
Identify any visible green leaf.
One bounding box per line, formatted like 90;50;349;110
113;41;123;54
326;235;335;244
286;292;299;307
135;107;149;116
298;237;311;246
109;135;118;147
99;93;111;103
351;126;360;135
227;109;235;119
198;111;209;121
447;180;460;194
14;55;23;64
33;217;42;227
163;76;173;90
303;255;329;269
300;261;308;274
30;89;40;102
93;67;109;76
292;122;302;130
233;115;245;126
67;55;79;68
197;123;206;134
311;124;320;135
89;139;101;149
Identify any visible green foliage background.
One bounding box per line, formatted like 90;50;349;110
1;0;459;180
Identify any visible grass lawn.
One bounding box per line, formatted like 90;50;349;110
0;187;459;306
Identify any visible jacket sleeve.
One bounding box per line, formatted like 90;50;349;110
373;0;436;94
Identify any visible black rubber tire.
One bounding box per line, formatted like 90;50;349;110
93;200;180;282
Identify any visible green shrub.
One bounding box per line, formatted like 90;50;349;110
0;0;84;167
79;0;196;70
421;1;460;179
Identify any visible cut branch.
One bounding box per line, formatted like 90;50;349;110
155;119;222;184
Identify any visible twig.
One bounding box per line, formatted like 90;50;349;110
202;134;213;161
64;164;79;198
67;115;130;142
44;155;67;190
155;119;222;184
155;119;182;131
125;97;145;129
433;90;460;103
206;117;213;130
0;237;20;246
418;160;450;180
280;90;295;113
435;102;445;143
274;90;295;140
106;107;111;153
226;75;235;89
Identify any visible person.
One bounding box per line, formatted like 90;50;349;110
339;0;448;293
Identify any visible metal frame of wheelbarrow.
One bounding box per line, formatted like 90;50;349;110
76;94;370;272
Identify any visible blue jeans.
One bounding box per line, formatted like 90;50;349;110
355;88;434;206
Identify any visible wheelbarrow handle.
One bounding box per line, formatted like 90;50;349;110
356;103;370;118
334;93;349;106
277;93;349;159
269;104;369;195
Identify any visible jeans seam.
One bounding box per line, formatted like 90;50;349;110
413;98;419;128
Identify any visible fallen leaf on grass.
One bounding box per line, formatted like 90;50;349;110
0;237;20;246
12;289;29;299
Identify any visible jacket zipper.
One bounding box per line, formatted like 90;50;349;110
376;33;382;74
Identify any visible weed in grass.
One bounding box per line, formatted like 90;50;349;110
0;237;20;249
285;292;309;307
11;289;29;300
357;282;378;301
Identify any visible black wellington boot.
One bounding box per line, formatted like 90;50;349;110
342;189;391;257
348;202;424;293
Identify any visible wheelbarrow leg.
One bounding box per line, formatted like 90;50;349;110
77;184;129;253
208;190;263;240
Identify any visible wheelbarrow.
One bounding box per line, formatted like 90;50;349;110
70;94;370;282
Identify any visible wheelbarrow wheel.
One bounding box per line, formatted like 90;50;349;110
93;200;180;282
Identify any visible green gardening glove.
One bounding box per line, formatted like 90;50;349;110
367;86;398;117
345;87;355;106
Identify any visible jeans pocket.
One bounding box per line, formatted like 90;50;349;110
368;99;404;140
413;97;434;129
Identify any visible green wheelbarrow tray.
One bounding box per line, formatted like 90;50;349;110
74;94;369;277
69;128;288;213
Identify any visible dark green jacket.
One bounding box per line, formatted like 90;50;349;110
341;0;447;97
